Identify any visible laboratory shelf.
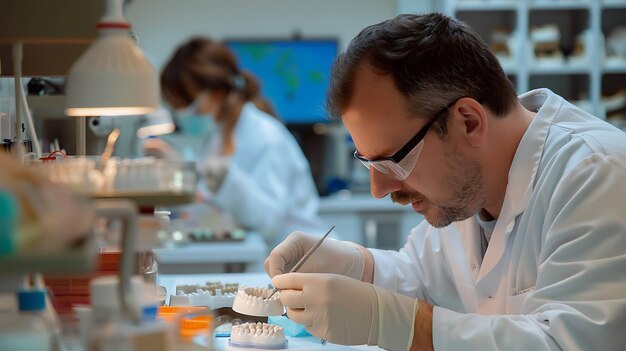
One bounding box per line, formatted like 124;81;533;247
153;232;267;274
319;193;414;212
528;65;592;75
0;240;96;275
501;62;519;75
446;0;626;118
86;190;195;207
603;1;626;10
603;63;626;74
529;1;591;10
455;1;518;11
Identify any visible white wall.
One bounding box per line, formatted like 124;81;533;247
396;0;438;14
125;0;398;71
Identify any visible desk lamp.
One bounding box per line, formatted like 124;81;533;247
63;0;158;326
65;0;158;155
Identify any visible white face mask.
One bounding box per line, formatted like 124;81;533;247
176;113;218;140
161;93;220;161
175;92;219;141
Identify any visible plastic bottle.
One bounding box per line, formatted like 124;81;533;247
89;275;172;351
16;274;65;351
90;275;158;326
15;286;54;351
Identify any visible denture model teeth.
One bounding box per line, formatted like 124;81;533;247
169;287;236;309
232;286;284;317
176;282;239;295
229;322;287;349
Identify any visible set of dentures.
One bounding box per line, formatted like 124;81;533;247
229;322;287;349
176;281;239;295
232;286;285;317
169;281;239;309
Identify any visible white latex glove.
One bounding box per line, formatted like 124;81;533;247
264;231;365;279
197;156;229;192
142;138;181;160
273;273;419;350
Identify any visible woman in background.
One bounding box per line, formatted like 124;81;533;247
153;37;324;248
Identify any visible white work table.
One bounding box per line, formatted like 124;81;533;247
158;273;382;351
320;192;414;212
319;193;423;249
152;232;268;274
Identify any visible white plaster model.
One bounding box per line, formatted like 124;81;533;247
176;282;239;295
169;287;236;309
529;24;564;66
232;287;284;317
229;322;287;349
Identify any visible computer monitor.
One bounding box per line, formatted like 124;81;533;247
226;38;338;124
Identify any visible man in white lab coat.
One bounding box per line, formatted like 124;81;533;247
265;13;626;351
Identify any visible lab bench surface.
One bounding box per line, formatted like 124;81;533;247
320;192;415;212
319;193;423;249
152;232;268;274
210;336;382;350
158;273;383;351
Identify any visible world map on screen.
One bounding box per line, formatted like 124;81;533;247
227;40;337;124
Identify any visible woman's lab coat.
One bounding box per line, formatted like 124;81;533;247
370;89;626;350
203;103;324;248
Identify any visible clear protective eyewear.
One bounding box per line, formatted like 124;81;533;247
354;100;455;180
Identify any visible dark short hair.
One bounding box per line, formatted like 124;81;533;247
327;13;517;134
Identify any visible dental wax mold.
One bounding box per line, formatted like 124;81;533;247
229;322;287;349
232;286;284;317
169;282;239;309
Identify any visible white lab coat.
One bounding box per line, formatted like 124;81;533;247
205;103;324;248
369;89;626;350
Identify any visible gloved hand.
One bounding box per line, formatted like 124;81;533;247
142;138;181;160
264;231;365;279
273;273;419;350
197;156;229;192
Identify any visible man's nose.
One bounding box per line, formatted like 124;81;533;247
369;167;402;199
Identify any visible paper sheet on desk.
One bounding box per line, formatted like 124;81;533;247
196;336;383;350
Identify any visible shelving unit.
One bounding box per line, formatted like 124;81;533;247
88;190;195;207
444;0;626;123
0;240;97;275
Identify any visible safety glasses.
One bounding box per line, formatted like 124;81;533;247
354;100;456;180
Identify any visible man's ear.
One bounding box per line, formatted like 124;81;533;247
450;98;488;147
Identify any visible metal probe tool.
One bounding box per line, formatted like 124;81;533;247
266;225;336;300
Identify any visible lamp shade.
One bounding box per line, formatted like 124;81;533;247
65;0;159;117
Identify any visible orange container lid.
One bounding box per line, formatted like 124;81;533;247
157;306;214;341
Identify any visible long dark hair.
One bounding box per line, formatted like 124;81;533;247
161;36;276;121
